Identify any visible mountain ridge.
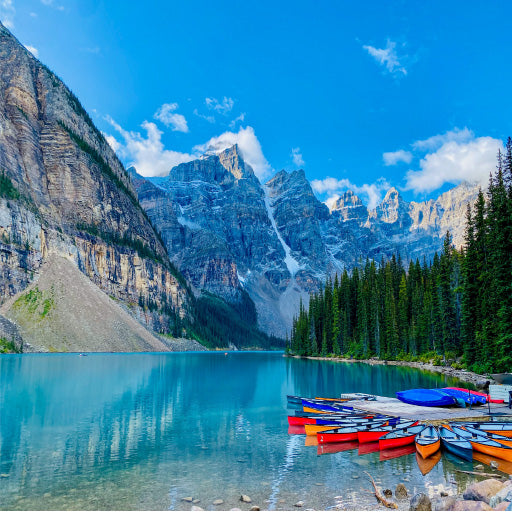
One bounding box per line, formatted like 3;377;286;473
135;150;479;336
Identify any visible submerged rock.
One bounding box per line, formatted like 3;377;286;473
396;483;408;499
433;496;456;511
410;493;432;511
240;495;252;503
294;501;304;507
213;499;224;506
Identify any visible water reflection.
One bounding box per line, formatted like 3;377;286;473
0;352;500;510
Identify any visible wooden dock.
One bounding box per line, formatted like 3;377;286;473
349;395;512;425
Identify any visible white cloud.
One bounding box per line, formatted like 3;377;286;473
0;0;15;28
40;0;63;9
205;96;235;115
102;132;122;154
229;112;246;129
29;11;37;17
105;116;195;177
24;44;38;57
363;40;407;76
312;176;390;210
383;149;412;166
154;103;189;133
412;127;474;152
193;108;215;124
405;136;504;193
291;147;305;167
193;126;271;180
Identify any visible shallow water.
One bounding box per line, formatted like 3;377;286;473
0;352;499;510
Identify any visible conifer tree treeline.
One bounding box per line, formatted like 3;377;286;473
290;138;512;373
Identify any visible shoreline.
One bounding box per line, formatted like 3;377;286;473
286;354;493;389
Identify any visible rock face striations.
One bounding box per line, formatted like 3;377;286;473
0;22;189;350
135;152;479;337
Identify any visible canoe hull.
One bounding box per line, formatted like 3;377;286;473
396;389;456;407
440;438;473;461
379;433;415;450
317;431;358;444
416;439;441;459
469;440;512;462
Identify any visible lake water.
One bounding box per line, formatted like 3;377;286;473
0;352;492;510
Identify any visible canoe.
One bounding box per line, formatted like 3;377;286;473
444;387;503;404
379;425;425;450
396;389;456;407
317;441;359;455
416;450;441;475
415;426;441;459
305;418;390;436
317;422;389;444
358;420;418;443
439;426;473;462
451;422;512;438
449;425;512;462
301;399;351;412
460;425;512;447
288;412;372;425
440;388;486;405
379;444;416;461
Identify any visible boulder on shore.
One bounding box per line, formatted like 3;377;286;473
463;479;505;504
453;500;492;511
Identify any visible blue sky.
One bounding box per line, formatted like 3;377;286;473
2;1;511;207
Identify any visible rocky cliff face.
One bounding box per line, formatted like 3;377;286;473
135;149;479;337
0;22;189;344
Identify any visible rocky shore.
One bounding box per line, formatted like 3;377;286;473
293;355;493;389
409;477;512;511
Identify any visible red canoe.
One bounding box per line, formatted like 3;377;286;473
318;422;387;444
378;425;425;450
358;420;419;443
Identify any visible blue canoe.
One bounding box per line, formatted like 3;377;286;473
396;389;457;407
440;388;487;405
439;426;473;461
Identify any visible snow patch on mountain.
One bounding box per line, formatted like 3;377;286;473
263;185;301;277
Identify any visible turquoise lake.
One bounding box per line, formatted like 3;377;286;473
0;352;489;510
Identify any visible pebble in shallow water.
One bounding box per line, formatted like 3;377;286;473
213;499;224;505
294;500;304;507
182;497;193;502
240;495;252;503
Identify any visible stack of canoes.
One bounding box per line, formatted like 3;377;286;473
286;394;512;472
396;387;489;407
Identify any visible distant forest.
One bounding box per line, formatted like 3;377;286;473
289;138;512;374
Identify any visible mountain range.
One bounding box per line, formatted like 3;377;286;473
131;147;479;336
0;21;478;347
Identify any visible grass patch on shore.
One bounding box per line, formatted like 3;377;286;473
0;337;22;353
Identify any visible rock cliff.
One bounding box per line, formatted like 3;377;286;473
0;22;190;349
